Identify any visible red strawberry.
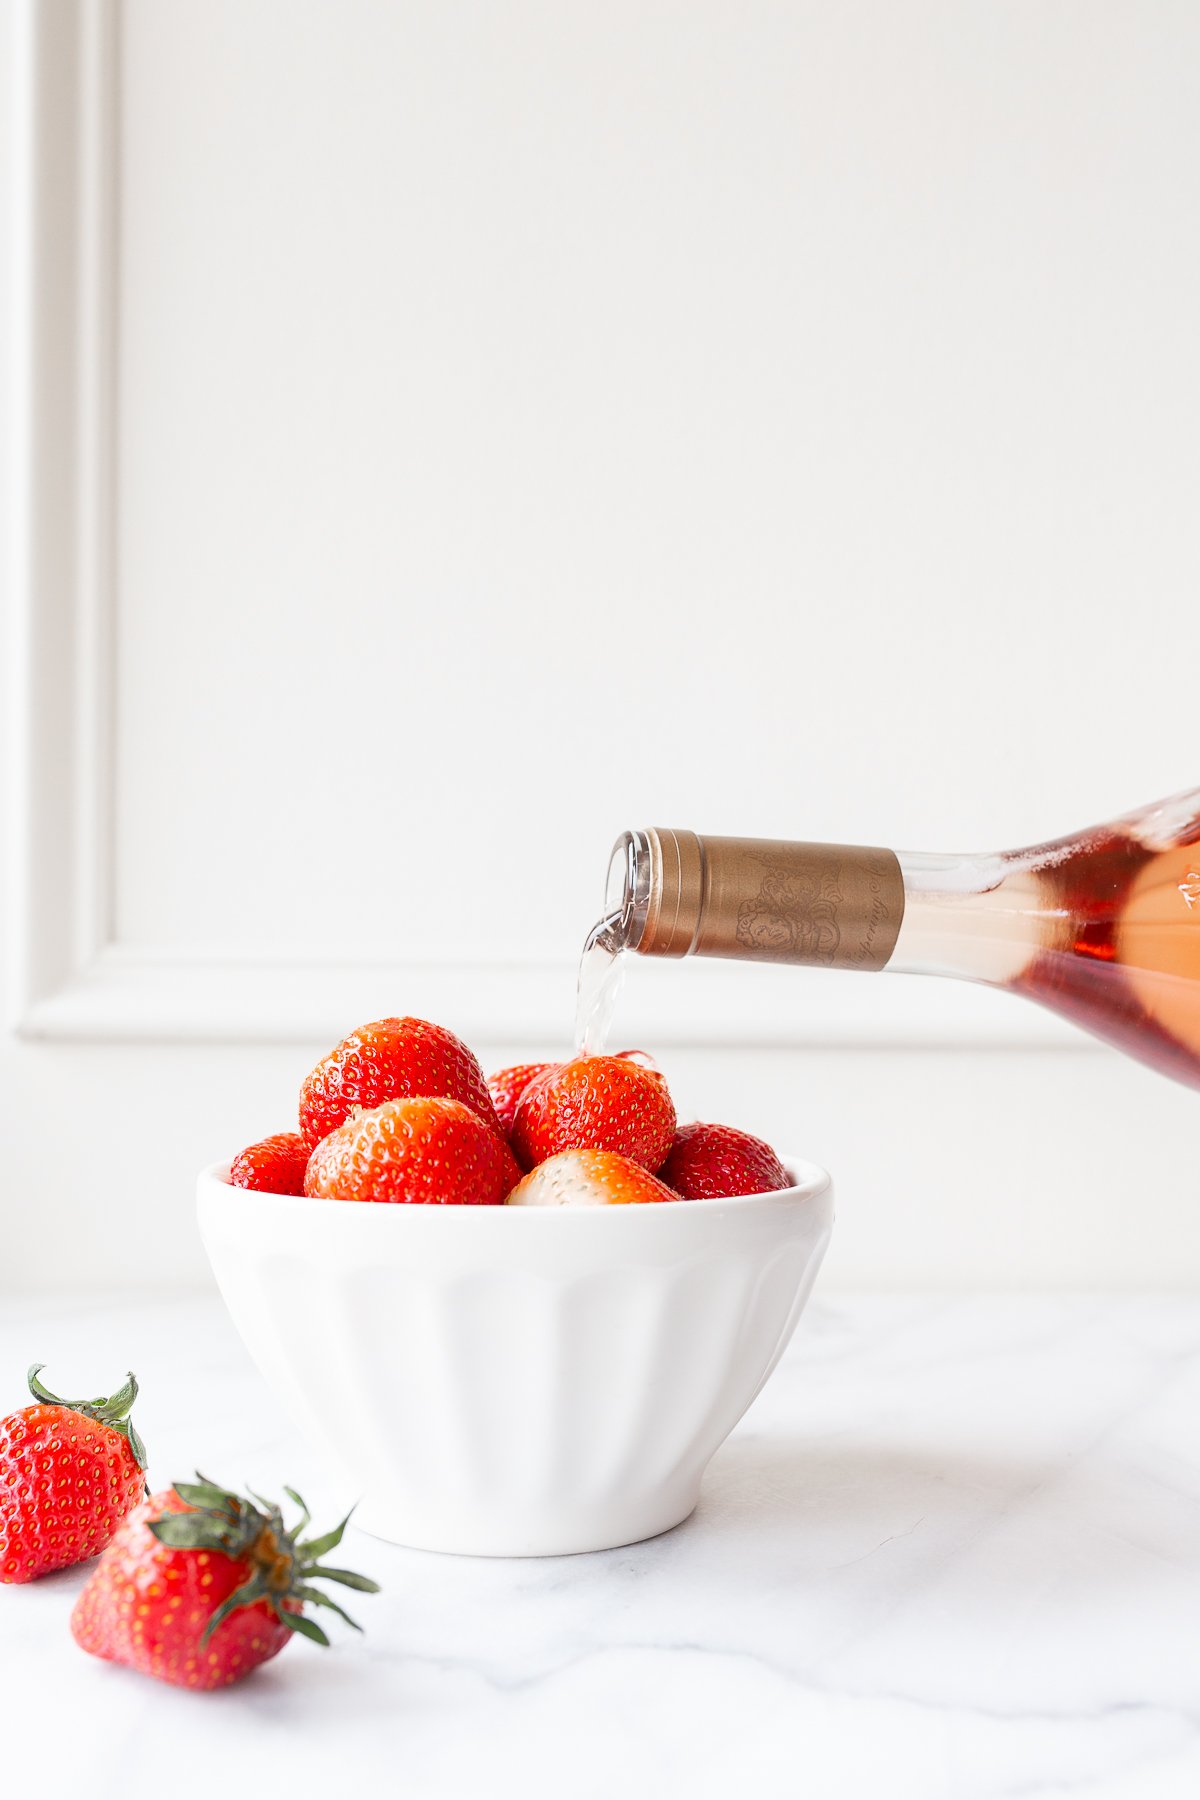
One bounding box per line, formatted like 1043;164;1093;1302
660;1122;791;1199
71;1476;378;1690
506;1148;675;1206
304;1096;520;1205
299;1017;500;1150
510;1055;676;1173
230;1131;310;1195
0;1366;147;1584
486;1061;559;1136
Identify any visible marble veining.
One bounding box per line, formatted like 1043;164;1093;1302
3;1291;1200;1799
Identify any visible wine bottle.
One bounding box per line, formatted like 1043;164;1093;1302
598;789;1200;1089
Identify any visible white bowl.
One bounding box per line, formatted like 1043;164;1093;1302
196;1157;833;1557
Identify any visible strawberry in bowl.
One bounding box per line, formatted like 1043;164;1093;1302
305;1096;520;1205
487;1062;559;1138
660;1122;792;1200
299;1016;501;1150
230;1132;310;1196
510;1055;676;1173
506;1148;675;1207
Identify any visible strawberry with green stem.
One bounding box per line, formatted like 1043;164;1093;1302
1;1364;148;1583
72;1473;380;1688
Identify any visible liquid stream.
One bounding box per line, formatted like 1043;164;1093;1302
574;912;627;1057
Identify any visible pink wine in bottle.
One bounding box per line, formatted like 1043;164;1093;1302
592;789;1200;1089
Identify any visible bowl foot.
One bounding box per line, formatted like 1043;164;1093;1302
352;1481;702;1558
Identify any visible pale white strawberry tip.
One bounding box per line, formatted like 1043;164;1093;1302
506;1160;609;1207
505;1148;673;1207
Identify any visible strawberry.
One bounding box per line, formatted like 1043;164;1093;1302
299;1016;500;1150
230;1131;310;1195
304;1095;520;1205
660;1122;791;1200
486;1061;558;1136
71;1476;378;1690
0;1366;147;1583
506;1148;676;1206
510;1055;676;1173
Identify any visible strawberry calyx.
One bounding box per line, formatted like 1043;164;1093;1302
148;1474;380;1647
26;1363;148;1473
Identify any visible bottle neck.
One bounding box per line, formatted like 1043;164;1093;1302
614;830;1046;989
889;849;1045;986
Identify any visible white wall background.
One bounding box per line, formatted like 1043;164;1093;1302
3;0;1197;1294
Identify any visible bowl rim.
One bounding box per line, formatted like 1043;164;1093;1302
197;1154;831;1216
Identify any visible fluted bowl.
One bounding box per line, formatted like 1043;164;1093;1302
196;1157;833;1557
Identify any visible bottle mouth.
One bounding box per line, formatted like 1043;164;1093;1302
605;830;650;950
609;828;704;957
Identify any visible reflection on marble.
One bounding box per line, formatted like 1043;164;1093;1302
3;1291;1200;1799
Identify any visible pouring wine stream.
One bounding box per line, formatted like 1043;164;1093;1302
574;912;628;1058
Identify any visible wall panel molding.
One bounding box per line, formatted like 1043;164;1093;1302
8;0;117;1030
14;940;1083;1048
5;2;1080;1050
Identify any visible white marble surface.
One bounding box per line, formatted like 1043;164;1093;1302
4;1291;1200;1800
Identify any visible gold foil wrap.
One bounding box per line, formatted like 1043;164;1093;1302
640;830;904;971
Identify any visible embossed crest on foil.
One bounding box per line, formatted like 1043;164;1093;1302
736;858;845;965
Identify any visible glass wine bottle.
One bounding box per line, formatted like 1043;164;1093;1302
596;788;1200;1090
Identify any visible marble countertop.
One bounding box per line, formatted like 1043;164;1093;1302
5;1289;1200;1800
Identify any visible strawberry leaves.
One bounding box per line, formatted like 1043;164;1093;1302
26;1364;149;1473
148;1474;380;1648
297;1509;353;1561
